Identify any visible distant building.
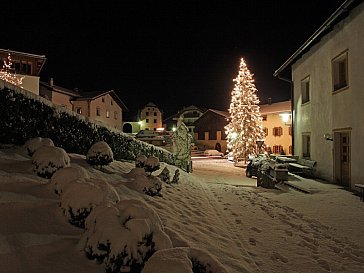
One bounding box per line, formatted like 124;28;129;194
0;48;46;95
139;102;163;131
193;109;229;153
40;79;128;130
260;100;292;155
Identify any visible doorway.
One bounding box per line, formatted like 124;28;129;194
334;131;351;187
215;142;222;152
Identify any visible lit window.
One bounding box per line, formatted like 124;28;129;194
273;127;283;137
301;76;310;104
106;110;110;118
332;51;348;91
96;107;101;116
302;134;311;158
76;107;82;114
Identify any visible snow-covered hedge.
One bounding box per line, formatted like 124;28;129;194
23;136;54;156
80;200;172;273
0;86;191;172
31;146;70;178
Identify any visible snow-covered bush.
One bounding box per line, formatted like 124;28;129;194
142;247;229;273
50;166;90;195
60;178;119;228
32;146;70;178
135;155;147;168
124;167;163;196
86;141;113;169
144;156;160;176
80;200;172;273
23;137;54;156
158;167;170;183
171;169;180;184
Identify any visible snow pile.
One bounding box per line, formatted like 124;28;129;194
50;165;90;194
158;167;170;183
144;156;160;175
86;141;113;168
135;155;147;168
32;145;70;178
23;136;54;156
80;200;172;273
142;247;229;273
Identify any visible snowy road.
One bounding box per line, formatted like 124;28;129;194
148;159;364;273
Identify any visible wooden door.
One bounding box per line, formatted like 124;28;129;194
334;132;350;187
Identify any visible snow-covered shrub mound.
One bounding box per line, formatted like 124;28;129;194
135;155;147;168
158;167;170;183
32;146;70;178
144;156;160;175
23;137;54;156
124;167;162;196
80;200;172;273
60;178;119;228
86;141;113;168
142;247;229;273
50;165;90;195
171;169;180;184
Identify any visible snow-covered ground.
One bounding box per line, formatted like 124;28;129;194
1;144;364;273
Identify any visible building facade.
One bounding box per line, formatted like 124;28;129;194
139;102;163;131
193;109;229;153
260;100;292;155
274;0;364;190
0;49;46;95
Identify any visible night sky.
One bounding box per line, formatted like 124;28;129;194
3;0;345;119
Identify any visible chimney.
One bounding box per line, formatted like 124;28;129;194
268;97;272;105
49;77;54;86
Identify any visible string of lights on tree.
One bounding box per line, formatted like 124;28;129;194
0;53;24;87
225;57;265;161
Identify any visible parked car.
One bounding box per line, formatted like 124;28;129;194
135;130;160;138
203;149;224;157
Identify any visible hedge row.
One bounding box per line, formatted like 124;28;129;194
0;86;184;169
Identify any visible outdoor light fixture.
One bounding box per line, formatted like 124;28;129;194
280;113;291;123
324;133;333;141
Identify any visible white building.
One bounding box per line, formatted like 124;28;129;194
274;0;364;190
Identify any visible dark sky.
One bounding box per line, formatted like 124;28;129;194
3;0;345;119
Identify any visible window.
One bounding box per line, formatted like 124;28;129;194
302;134;311;158
262;115;267;121
154;112;157;116
273;145;283;154
154;119;157;123
146;119;149;123
198;131;205;140
273;127;283;137
111;100;113;105
102;97;105;103
209;130;217;140
114;111;118;119
289;126;292;136
146;112;149;116
76;107;82;114
301;76;310;104
106;110;110;118
96;107;101;116
332;51;348;91
263;127;268;136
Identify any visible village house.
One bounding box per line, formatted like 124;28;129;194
138;102;163;131
0;48;46;95
40;79;127;130
193;109;229;153
274;0;364;190
260;100;292;155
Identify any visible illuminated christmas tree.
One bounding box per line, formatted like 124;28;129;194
225;57;265;161
0;53;24;87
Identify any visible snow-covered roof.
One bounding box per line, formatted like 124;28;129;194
74;90;128;111
40;81;81;97
208;109;229;118
259;100;291;115
0;48;46;59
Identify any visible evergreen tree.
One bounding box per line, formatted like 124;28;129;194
0;53;24;86
225;57;265;161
